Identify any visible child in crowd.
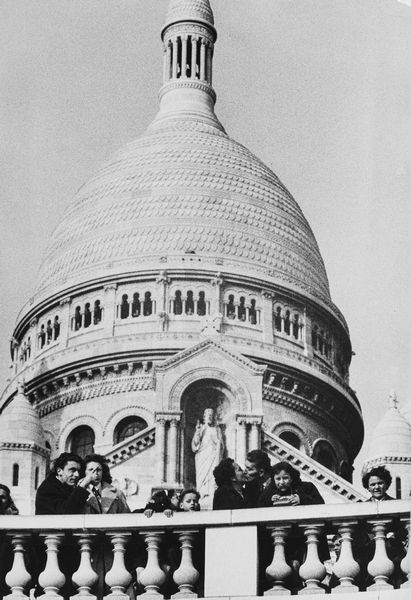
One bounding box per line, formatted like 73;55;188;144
144;489;180;517
179;488;200;512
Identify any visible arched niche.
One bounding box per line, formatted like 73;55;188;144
180;377;237;489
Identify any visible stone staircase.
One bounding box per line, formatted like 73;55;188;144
105;425;155;467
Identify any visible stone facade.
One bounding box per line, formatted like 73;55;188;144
0;0;365;513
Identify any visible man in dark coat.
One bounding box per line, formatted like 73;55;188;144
34;453;94;598
35;452;92;515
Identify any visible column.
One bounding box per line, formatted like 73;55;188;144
156;271;170;332
199;40;206;81
298;524;326;594
264;525;293;596
138;532;167;598
331;522;360;592
172;530;200;598
181;35;187;78
38;534;66;600
155;415;167;484
162;44;168;83
103;284;118;337
303;307;313;358
236;417;247;465
71;534;98;600
249;417;262;450
210;274;223;316
59;297;71;347
172;39;178;79
4;534;32;600
206;43;212;84
261;291;274;345
104;534;132;600
168;416;181;485
367;520;394;591
191;37;198;79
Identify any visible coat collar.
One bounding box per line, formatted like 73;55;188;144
88;482;118;513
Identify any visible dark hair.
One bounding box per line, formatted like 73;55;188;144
213;458;236;487
52;452;83;475
84;454;112;484
271;461;301;486
246;449;271;474
0;484;18;515
179;488;200;503
362;466;392;490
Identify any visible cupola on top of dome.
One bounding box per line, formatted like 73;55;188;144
23;0;338;322
164;0;214;29
367;392;411;460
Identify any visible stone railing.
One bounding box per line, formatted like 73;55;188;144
105;426;156;466
0;500;409;600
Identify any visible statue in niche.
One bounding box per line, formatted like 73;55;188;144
191;407;224;506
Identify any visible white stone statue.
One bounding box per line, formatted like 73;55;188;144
191;407;224;506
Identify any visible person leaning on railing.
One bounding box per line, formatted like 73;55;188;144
355;466;407;590
259;461;330;594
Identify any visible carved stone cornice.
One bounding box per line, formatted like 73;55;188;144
236;414;263;426
159;79;216;102
0;441;49;457
155;411;182;424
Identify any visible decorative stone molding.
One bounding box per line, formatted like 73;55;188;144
106;426;155;467
103;405;154;438
156;270;170;285
0;441;49;457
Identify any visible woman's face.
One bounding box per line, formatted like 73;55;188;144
273;469;292;493
85;461;103;485
368;475;387;499
232;462;244;483
0;489;9;511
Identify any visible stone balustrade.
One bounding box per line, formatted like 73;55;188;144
0;501;410;600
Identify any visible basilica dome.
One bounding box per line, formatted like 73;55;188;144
32;119;330;309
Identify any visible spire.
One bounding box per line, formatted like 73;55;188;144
150;0;224;131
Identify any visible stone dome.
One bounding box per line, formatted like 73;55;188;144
0;384;45;448
33;119;331;306
367;395;411;459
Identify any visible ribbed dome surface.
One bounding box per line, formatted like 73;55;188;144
368;402;411;459
33;120;330;304
0;387;45;447
165;0;214;27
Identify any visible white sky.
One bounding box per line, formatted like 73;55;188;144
1;0;410;485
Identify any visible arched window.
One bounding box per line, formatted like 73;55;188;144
84;303;92;328
396;477;401;499
284;310;290;335
312;440;337;472
12;463;19;486
131;293;140;317
274;306;282;331
143;292;153;316
69;425;95;458
238;296;246;321
186;291;194;315
114;416;148;445
46;320;53;342
74;306;82;331
249;299;257;324
174;291;183;315
93;300;102;324
312;325;318;350
226;295;235;319
34;466;39;490
120;294;129;319
292;314;299;340
53;316;60;339
279;431;301;450
197;291;206;316
39;325;46;348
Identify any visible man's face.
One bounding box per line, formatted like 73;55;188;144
56;461;81;487
244;460;261;482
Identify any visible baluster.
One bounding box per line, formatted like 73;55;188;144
367;520;394;590
401;518;411;588
104;533;132;600
172;530;199;598
38;534;66;600
71;534;98;600
138;532;167;598
298;524;326;594
4;534;32;600
331;522;360;593
264;525;292;596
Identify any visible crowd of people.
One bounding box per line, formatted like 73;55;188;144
0;450;408;596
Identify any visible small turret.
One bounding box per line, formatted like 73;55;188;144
0;382;49;514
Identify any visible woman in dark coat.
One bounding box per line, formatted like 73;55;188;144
212;458;245;510
259;461;329;592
